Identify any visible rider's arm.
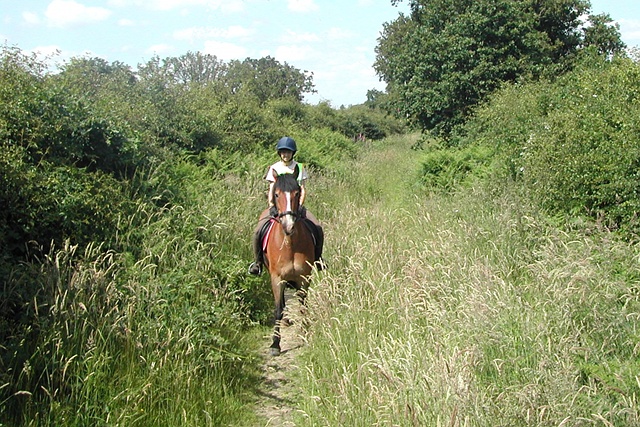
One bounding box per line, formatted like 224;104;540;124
268;182;275;207
299;183;306;206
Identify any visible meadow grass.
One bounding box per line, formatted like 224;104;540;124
1;154;272;426
292;134;640;426
3;134;640;426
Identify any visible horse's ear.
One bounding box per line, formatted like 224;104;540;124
293;164;300;180
271;168;279;180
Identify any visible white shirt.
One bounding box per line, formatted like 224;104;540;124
265;160;308;184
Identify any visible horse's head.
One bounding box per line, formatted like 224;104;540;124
272;172;301;236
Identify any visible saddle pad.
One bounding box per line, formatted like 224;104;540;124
261;218;317;251
302;219;318;246
262;219;276;251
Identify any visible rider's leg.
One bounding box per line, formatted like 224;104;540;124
248;209;272;275
304;210;325;269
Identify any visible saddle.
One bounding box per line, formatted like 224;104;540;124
260;218;276;252
259;216;321;256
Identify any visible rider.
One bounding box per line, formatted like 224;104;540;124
248;136;324;275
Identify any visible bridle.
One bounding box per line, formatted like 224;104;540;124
271;173;302;227
276;210;299;219
273;192;300;236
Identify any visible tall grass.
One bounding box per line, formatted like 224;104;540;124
1;152;272;426
3;133;639;426
293;134;640;426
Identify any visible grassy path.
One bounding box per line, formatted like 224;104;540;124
251;133;424;426
251;133;640;426
253;291;307;426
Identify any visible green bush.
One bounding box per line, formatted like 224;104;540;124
0;45;409;426
304;101;346;132
419;144;495;191
293;128;357;171
523;58;640;232
0;152;130;256
459;55;640;235
303;102;407;142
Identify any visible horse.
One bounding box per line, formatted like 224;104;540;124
263;172;317;356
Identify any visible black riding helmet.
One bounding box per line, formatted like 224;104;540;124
276;136;297;154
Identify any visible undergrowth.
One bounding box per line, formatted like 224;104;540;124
293;134;640;426
3;132;639;426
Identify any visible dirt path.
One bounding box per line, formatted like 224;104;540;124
254;290;307;426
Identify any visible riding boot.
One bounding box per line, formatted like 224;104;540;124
248;231;263;275
314;225;325;270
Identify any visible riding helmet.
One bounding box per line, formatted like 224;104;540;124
276;136;297;153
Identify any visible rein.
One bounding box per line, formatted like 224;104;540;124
277;210;298;218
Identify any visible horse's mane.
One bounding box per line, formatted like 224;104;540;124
273;173;300;193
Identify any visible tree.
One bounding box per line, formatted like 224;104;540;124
583;13;626;56
57;57;137;98
166;51;227;86
364;89;387;110
56;57;157;171
223;56;316;104
375;0;625;137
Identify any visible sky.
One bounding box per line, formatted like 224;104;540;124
1;1;639;107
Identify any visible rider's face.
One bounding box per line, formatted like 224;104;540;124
278;149;293;163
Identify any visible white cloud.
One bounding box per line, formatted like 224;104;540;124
118;18;136;27
281;30;320;43
174;25;254;42
619;18;640;46
224;25;253;38
327;27;355;40
300;37;380;106
203;40;247;60
146;43;175;56
275;45;311;62
22;12;41;25
131;0;244;12
45;0;112;28
287;0;319;13
216;0;245;12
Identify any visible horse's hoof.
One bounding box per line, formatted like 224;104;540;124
269;347;281;357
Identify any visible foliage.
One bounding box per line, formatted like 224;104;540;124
294;135;640;426
582;13;627;56
293;128;358;171
458;55;640;235
376;0;625;136
0;52;129;174
338;104;405;141
418;143;495;191
0;44;388;426
263;99;408;144
225;56;316;104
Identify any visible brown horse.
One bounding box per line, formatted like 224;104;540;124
264;172;316;356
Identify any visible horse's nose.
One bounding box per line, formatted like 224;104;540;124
281;214;295;235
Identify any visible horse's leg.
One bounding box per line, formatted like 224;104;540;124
270;279;286;356
295;284;308;306
295;283;309;318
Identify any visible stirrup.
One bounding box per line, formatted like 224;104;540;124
248;262;262;275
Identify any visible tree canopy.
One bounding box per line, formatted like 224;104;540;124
376;0;625;136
